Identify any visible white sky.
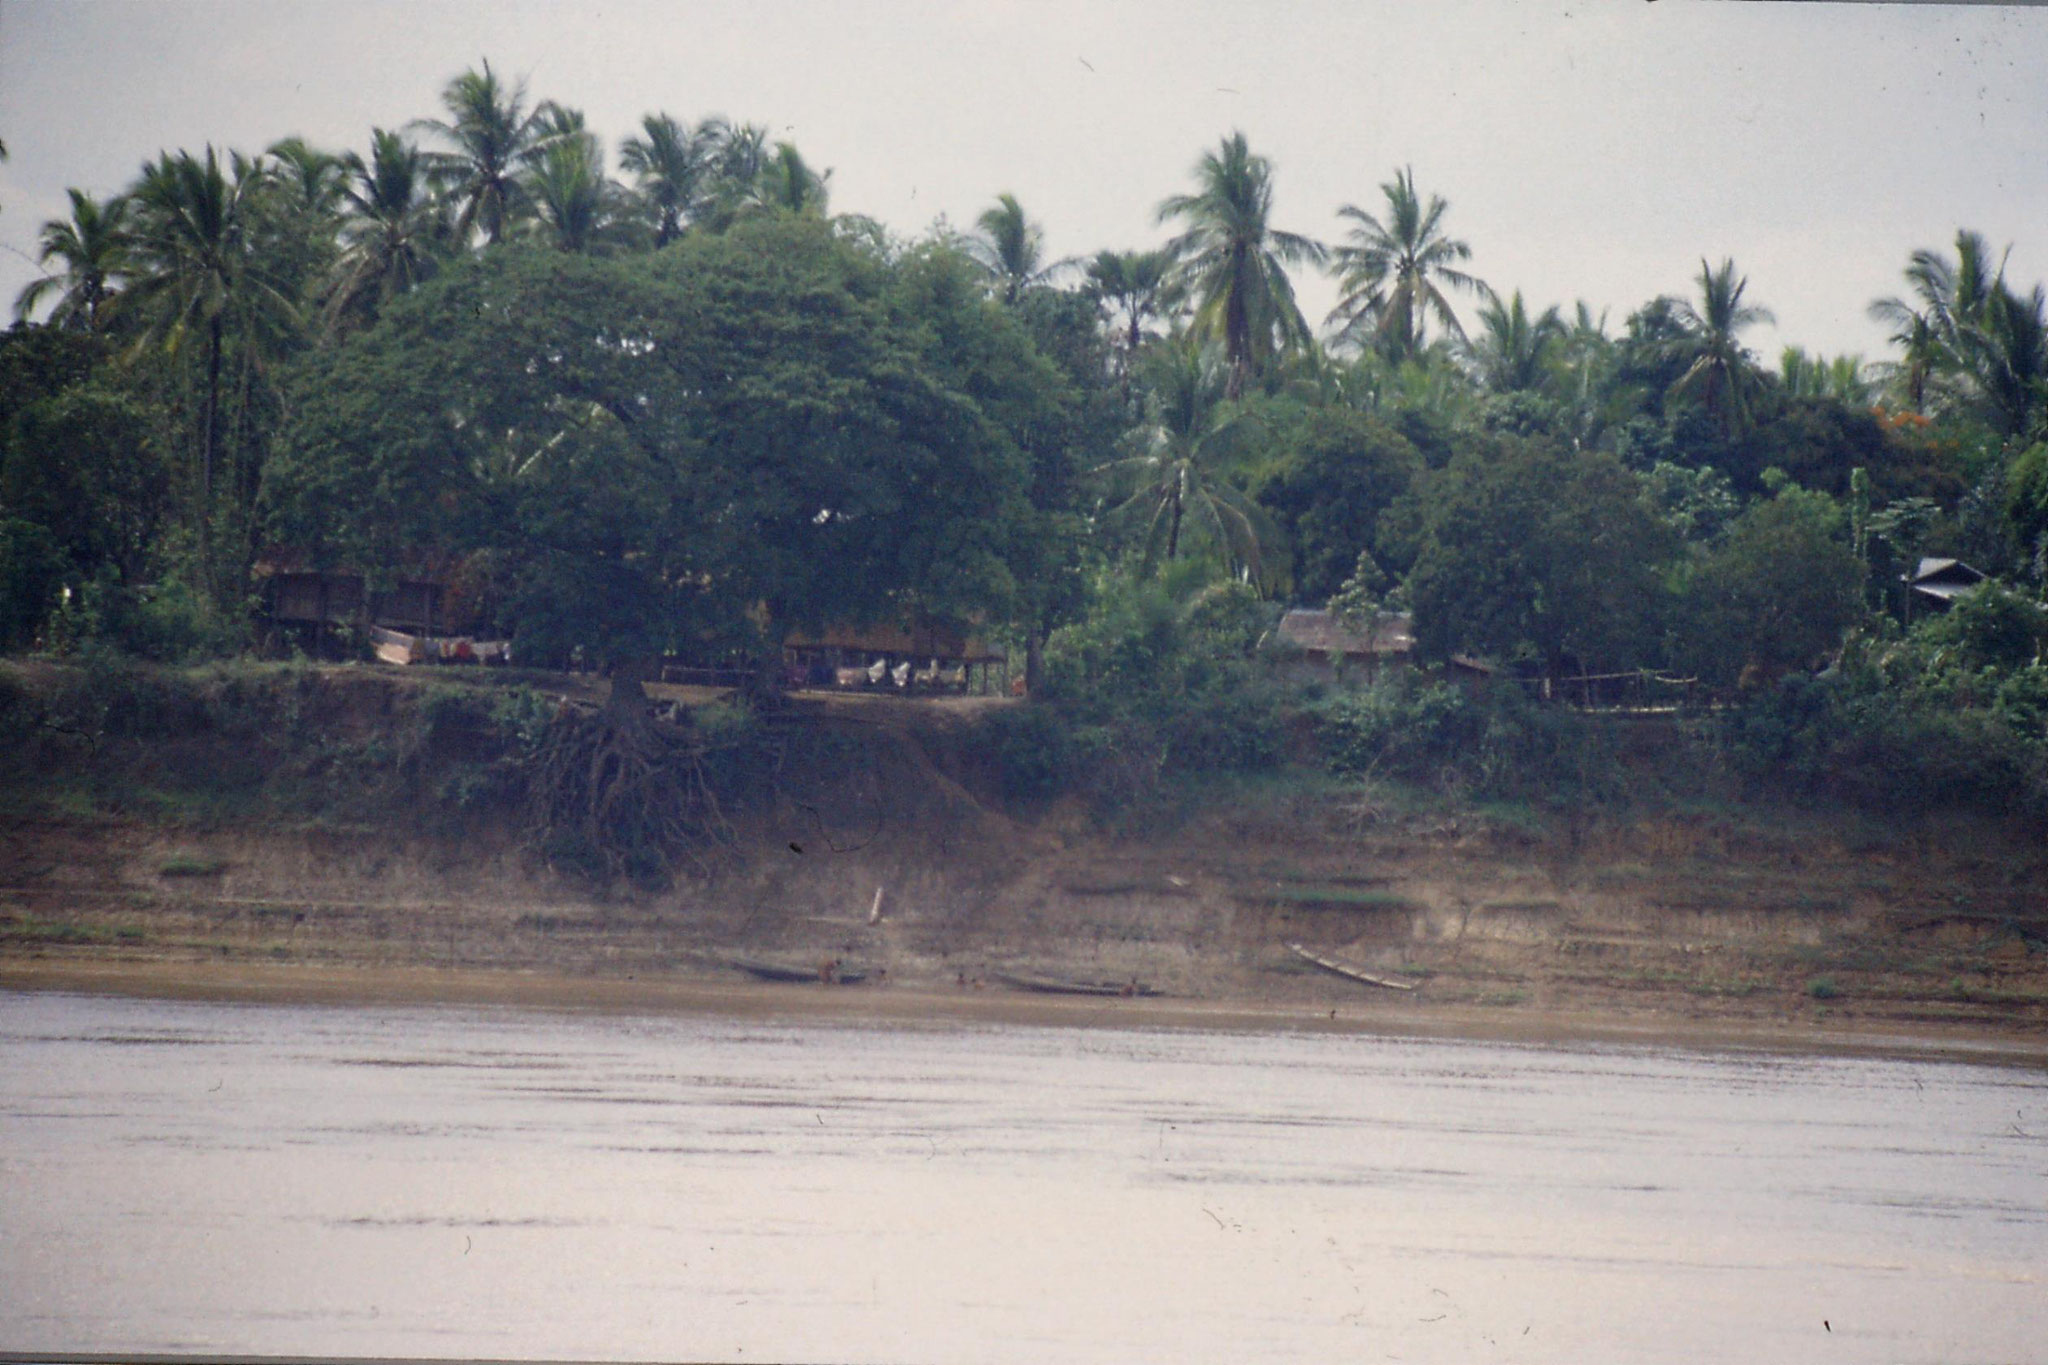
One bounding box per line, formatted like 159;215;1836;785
2;0;2045;362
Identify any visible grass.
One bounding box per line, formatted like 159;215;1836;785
1687;978;1769;999
1;916;112;945
158;852;227;877
1255;885;1415;910
1806;975;1840;1000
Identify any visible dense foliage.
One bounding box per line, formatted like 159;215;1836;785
3;62;2045;837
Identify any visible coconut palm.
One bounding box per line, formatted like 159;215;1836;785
525;131;635;253
264;137;347;219
749;141;830;217
1866;294;1942;413
1974;281;2048;437
1778;347;1874;406
1327;166;1481;360
1097;334;1280;581
970;193;1063;304
415;60;551;246
13;189;132;330
124;146;299;573
1668;257;1775;435
1155;132;1325;398
1872;231;2044;433
618;112;715;246
324;128;447;333
1464;287;1565;393
684;120;772;230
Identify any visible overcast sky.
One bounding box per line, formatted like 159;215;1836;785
2;0;2044;362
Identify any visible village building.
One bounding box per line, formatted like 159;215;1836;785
778;620;1008;695
1264;608;1415;683
1905;557;1987;614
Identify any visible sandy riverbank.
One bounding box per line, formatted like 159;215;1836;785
7;954;2046;1069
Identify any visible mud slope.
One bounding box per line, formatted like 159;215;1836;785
1;667;2044;1037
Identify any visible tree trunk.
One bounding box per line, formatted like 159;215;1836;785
603;656;659;727
199;314;222;588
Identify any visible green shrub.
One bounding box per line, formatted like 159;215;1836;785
975;702;1077;801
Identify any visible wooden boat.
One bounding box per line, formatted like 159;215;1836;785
1287;942;1417;991
990;971;1162;998
727;957;869;985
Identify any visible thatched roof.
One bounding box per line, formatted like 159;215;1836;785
783;622;1005;663
1270;609;1413;658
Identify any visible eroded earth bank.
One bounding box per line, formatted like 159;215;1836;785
2;662;2044;1056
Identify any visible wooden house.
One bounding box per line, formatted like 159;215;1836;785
1905;557;1986;614
780;621;1009;695
1265;609;1414;683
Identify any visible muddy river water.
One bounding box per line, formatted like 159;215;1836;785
2;989;2044;1364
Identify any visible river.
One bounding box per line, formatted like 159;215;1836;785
1;988;2043;1363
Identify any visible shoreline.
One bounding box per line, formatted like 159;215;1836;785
7;956;2046;1069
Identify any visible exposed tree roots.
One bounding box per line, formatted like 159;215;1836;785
523;703;743;887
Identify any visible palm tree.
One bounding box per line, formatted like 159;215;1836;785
124;146;298;576
1464;287;1565;393
687;120;772;230
1975;281;2048;437
415;60;551;246
324;128;447;333
1097;334;1279;581
1669;257;1775;434
525;131;634;253
1872;231;2044;434
1327;166;1481;360
749;141;830;217
1084;247;1178;399
1778;347;1874;406
13;189;132;330
264;137;347;219
618;112;715;246
971;193;1062;304
1867;294;1942;413
1155;131;1325;399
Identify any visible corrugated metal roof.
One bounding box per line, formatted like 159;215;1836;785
1910;557;1985;585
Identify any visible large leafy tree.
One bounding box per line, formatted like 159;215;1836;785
1254;405;1421;602
267;218;1046;670
1668;257;1775;436
1156;132;1324;399
1671;487;1862;688
12;189;132;331
1327;166;1480;361
1395;437;1677;677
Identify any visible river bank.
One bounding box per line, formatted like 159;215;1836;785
2;660;2045;1055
